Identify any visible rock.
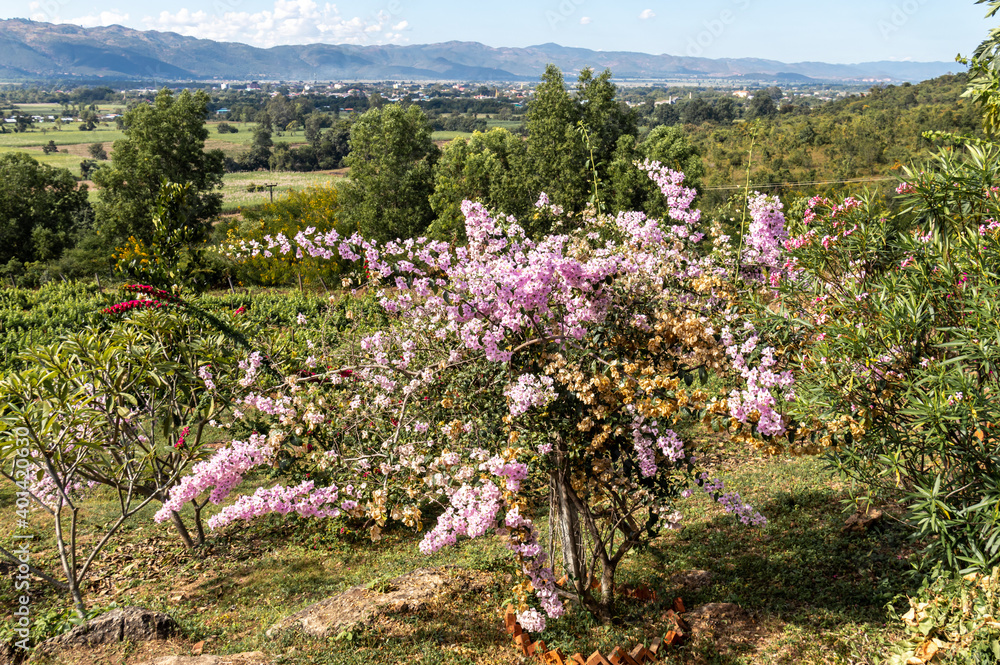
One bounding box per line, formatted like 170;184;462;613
135;652;271;665
843;507;883;533
669;570;712;590
267;566;492;638
36;607;178;655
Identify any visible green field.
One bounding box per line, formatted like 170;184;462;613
431;130;474;141
219;171;343;211
0;121;309;175
0;118;335;210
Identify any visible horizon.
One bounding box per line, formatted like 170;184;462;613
2;1;992;65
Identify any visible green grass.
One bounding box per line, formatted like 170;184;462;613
431;131;474;142
0;125;125;148
0;122;307;174
219;171;342;212
0;427;914;664
484;120;523;130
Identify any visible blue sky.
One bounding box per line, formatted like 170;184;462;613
8;0;992;64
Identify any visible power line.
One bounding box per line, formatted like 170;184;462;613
703;176;897;191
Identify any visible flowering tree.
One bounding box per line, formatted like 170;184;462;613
169;162;784;630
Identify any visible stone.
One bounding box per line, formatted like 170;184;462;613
36;607;178;655
267;566;491;638
843;507;883;533
0;641;23;665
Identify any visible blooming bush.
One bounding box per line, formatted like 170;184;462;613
186;162;778;628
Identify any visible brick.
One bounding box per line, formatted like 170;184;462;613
648;637;662;658
667;612;689;634
570;654;587;665
672;597;686;613
664;630;685;646
586;651;612;665
608;646;640;665
528;640;547;657
557;574;569;586
630;644;652;663
504;608;517;633
543;649;567;665
515;633;531;655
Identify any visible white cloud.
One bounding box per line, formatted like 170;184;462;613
639;9;655;20
580;16;592;25
30;5;131;27
138;0;407;47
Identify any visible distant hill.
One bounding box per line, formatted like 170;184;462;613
0;19;962;83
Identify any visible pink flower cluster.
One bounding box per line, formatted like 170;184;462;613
483;456;529;491
630;415;686;478
198;365;215;391
723;325;794;436
638;160;701;226
504;374;557;417
123;284;179;302
743;193;787;273
102;299;167;315
238;352;264;388
419;480;503;553
154;433;274;522
505;505;562;628
694;472;766;526
206;480;344;529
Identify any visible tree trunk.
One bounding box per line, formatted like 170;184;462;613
551;468;584;589
169;511;195;549
550;460;617;623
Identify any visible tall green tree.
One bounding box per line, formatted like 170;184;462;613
428;128;535;241
524;65;586;223
576;67;638;203
93;89;224;246
606;125;704;216
962;0;1000;134
0;153;89;263
340;104;438;243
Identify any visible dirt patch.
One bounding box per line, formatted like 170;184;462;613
266;566;494;638
683;602;765;652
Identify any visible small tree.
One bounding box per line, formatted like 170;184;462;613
114;182;216;291
0;153;89;264
204;163;768;629
0;299;253;614
87;143;107;160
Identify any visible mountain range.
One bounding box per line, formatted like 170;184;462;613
0;18;962;83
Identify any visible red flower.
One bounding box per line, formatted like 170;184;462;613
102;299;165;315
